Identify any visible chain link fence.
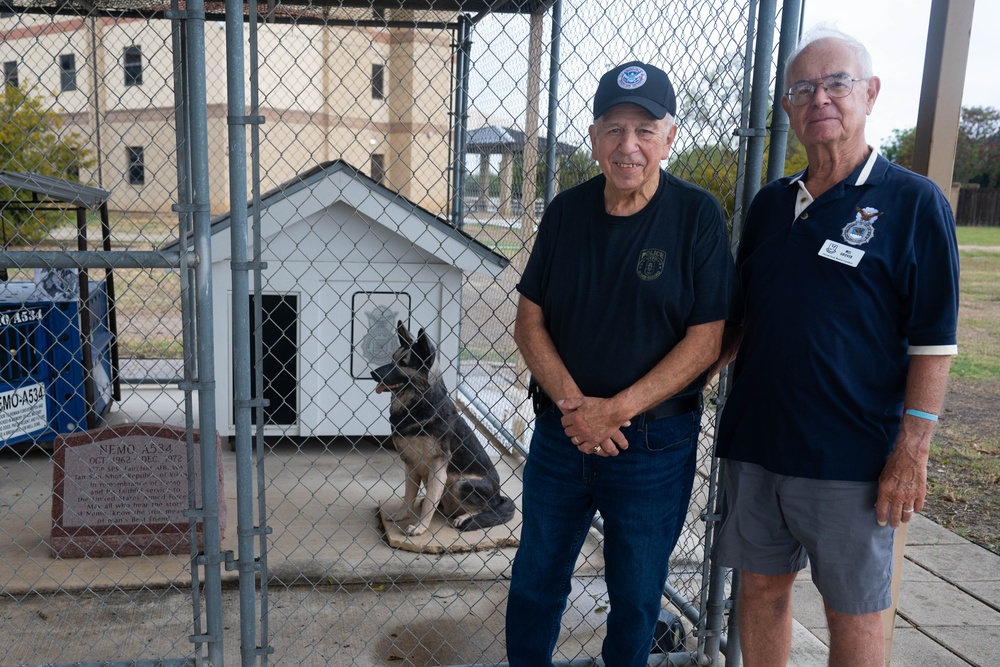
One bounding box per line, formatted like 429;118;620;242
0;0;791;664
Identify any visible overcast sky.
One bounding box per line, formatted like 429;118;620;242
464;0;1000;165
801;0;1000;148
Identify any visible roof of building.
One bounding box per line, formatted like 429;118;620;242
0;171;111;211
165;159;508;276
466;126;578;156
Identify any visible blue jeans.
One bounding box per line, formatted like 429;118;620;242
505;404;701;667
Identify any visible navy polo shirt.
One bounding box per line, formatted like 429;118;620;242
717;151;959;482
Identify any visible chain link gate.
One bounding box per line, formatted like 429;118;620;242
0;0;797;663
0;0;226;664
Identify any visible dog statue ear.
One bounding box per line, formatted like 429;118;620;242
414;328;436;365
396;320;413;345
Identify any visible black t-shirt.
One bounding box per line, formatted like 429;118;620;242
517;170;734;398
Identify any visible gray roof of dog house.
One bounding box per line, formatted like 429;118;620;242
165;160;509;277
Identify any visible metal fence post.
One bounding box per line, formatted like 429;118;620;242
183;0;226;662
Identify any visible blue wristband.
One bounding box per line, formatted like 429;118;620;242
905;408;938;422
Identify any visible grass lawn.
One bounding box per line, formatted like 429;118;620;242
923;240;1000;553
956;225;1000;247
952;248;1000;380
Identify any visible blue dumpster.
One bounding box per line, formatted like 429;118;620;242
0;274;115;447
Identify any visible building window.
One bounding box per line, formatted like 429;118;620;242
127;146;145;185
3;61;18;88
123;46;142;87
370;153;385;185
371;63;384;100
58;54;77;92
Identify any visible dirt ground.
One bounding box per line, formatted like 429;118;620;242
923;378;1000;554
921;251;1000;555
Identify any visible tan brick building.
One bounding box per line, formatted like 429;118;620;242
0;14;455;215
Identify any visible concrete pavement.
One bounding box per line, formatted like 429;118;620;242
1;384;998;665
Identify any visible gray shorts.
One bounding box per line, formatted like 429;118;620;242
712;460;895;615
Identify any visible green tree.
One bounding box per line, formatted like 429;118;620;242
556;148;601;190
668;143;740;221
0;83;92;246
955;106;1000;187
783;132;809;175
880;106;1000;188
668;132;808;224
881;126;915;169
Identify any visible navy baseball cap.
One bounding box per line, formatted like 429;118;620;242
593;61;677;120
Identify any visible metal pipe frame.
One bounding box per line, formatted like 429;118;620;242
542;0;562;205
451;14;473;228
247;1;274;665
739;0;777;221
0;250;194;269
765;0;803;183
168;8;208;665
221;0;265;664
179;0;227;661
730;0;759;254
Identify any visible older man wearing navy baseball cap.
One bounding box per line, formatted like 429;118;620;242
505;61;736;666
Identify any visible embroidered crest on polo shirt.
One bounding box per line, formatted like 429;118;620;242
617;66;647;90
841;206;883;246
636;248;665;281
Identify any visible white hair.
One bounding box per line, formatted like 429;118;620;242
785;22;874;84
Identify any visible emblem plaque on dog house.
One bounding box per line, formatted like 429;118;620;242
352;292;411;379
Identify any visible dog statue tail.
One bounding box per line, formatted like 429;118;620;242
456;494;516;532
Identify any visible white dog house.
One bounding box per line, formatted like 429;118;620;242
177;161;507;438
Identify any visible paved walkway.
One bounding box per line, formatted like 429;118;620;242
788;513;1000;667
958;245;1000;252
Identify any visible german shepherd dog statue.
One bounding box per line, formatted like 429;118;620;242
371;322;515;537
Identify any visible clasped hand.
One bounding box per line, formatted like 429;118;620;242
558;396;631;457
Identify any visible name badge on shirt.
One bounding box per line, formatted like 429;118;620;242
818;240;865;267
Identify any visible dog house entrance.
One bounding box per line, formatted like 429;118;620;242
248;293;298;425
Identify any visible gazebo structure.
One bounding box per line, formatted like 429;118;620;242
466;125;578;218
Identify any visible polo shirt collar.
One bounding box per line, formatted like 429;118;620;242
789;146;882;187
788;147;884;218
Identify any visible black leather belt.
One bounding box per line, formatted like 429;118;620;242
640;393;702;422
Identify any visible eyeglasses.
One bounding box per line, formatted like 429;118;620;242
787;73;869;107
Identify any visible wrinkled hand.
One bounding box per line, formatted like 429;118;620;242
558;396;631;457
876;445;928;528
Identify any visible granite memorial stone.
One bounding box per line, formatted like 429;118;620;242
50;422;226;558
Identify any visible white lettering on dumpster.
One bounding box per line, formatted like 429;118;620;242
0;383;47;441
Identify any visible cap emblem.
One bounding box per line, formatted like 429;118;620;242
617;66;647;90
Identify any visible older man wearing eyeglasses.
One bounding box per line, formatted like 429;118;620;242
710;25;960;667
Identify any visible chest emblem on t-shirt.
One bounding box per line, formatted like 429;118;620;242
841;206;882;246
636;248;666;281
